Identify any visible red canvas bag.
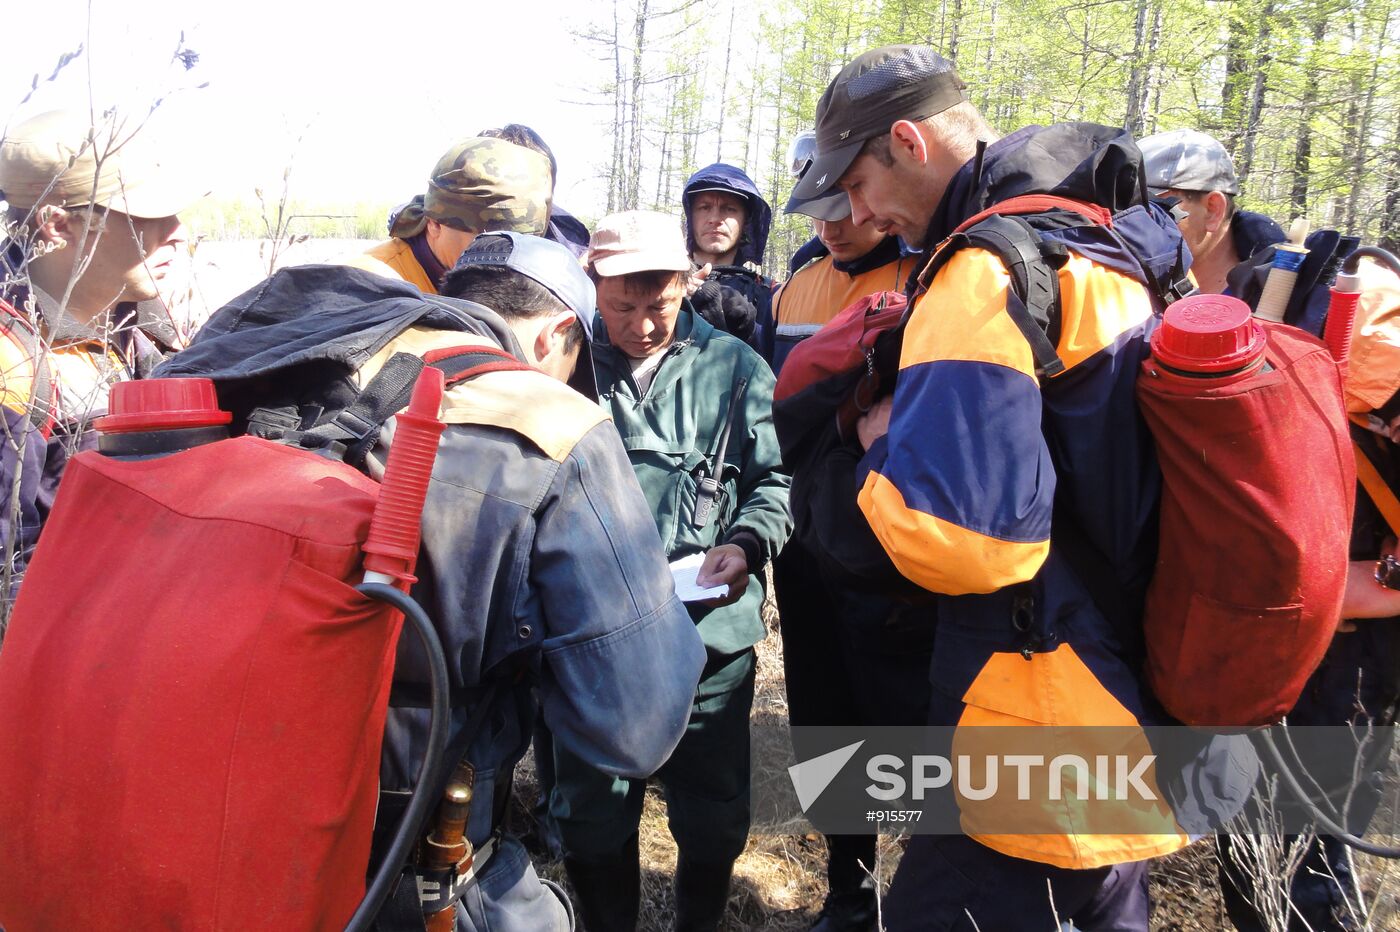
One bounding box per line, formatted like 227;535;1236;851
1138;307;1355;727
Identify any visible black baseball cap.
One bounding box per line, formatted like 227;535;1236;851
788;45;968;203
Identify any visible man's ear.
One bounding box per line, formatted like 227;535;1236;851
890;120;930;166
1204;191;1230;234
34;205;71;243
535;309;578;360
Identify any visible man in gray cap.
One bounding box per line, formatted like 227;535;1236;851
346;137;554;295
788;44;1234;931
0;107;202;596
153;231;706;932
1137;128;1285;295
1141;128;1400;932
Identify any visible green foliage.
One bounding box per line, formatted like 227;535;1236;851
181;198;393;242
585;0;1400;272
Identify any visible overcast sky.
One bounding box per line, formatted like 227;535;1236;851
4;0;616;215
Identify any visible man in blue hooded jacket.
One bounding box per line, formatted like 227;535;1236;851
682;163;776;355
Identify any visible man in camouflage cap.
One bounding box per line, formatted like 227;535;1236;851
345;136;553;294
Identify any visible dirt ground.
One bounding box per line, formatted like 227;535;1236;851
511;594;1241;932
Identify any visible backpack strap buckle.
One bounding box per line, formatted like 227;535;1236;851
1162;276;1197;305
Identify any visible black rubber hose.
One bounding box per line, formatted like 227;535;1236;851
344;582;452;932
1342;245;1400;278
1254;728;1400;858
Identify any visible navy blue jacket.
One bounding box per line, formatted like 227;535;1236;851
158;266;705;931
1224;209;1361;337
682;164;776;353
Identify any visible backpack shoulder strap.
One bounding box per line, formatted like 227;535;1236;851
285;346;532;467
953;194;1116;233
917;212;1068;379
1355;440;1400;538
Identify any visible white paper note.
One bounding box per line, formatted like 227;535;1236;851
670;553;728;602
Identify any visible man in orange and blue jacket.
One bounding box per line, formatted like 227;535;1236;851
788;45;1247;930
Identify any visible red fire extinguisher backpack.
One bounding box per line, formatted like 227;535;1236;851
937;202;1354;728
0;331;527;931
1137;296;1355;726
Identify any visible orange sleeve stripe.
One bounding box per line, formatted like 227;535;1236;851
900;248;1037;378
1052;253;1156;373
857;470;1050;596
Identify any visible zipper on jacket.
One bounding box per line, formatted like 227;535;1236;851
625;338;692;400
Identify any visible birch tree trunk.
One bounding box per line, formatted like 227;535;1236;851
1124;0;1150;134
1236;0;1275;182
1380;105;1400;253
715;1;736;162
1289;8;1329;217
949;0;963;61
608;0;626;213
625;0;650;210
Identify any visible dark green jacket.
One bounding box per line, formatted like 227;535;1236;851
593;305;792;655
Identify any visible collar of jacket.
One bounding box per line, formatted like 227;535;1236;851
922;127;1040;246
1229;209;1286;261
832;235;903;277
403;230;448;289
922;122;1153;247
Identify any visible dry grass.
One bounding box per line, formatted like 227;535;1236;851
507;582;1248;931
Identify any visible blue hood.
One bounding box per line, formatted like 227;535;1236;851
682;163;772;267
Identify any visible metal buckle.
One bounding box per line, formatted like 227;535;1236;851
1375;554;1400;590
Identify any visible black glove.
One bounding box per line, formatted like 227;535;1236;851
691;280;758;343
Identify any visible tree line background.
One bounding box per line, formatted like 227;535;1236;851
574;0;1400;274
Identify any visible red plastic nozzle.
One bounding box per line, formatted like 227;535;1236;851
1323;276;1362;369
362;367;447;586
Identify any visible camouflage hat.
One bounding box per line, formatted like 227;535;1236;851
390;137;553;240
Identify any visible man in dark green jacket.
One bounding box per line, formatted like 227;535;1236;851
549;209;791;932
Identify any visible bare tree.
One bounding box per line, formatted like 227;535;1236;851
1289;4;1330;217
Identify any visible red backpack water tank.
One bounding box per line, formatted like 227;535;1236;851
1138;295;1355;727
0;372;445;931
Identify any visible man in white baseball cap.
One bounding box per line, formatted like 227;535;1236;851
546;209;791;932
